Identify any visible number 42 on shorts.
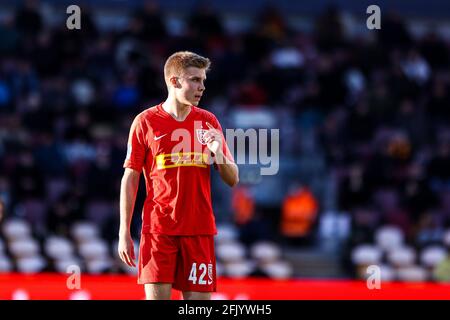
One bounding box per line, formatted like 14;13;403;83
188;263;213;285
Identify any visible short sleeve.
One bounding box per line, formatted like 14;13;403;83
123;114;148;172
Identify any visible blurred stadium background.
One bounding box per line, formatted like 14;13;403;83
1;0;450;299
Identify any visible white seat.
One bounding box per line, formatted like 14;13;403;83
216;242;246;263
85;258;113;274
71;222;99;243
79;239;109;260
2;219;32;240
44;236;75;259
397;265;429;282
261;260;293;279
0;254;13;272
224;260;255;278
379;264;396;281
54;258;83;273
375;225;404;252
387;246;416;267
351;244;383;265
443;229;450;247
9;238;40;258
215;224;239;244
250;241;281;262
16;256;47;273
215;262;224;277
420;246;447;268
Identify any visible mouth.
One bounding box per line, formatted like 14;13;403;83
194;95;202;100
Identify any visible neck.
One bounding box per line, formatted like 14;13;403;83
162;95;192;121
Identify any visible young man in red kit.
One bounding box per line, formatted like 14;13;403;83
118;51;239;300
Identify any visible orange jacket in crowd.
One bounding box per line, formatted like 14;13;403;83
281;187;318;237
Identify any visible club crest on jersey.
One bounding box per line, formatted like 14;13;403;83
196;129;208;145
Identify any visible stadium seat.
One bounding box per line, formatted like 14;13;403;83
44;236;75;259
2;219;32;241
261;260;294;279
215;262;224;277
78;239;110;260
396;265;429;282
216;242;246;263
8;238;40;258
249;241;281;262
387;246;416;267
16;256;47;273
379;264;396;281
420;246;447;268
351;244;383;265
0;254;13;272
375;225;404;252
443;229;450;247
85;258;113;274
215;224;239;244
71;222;100;243
224;260;255;278
54;258;83;273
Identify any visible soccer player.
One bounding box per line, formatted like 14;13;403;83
118;51;239;300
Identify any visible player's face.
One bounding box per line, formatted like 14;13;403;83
176;67;206;106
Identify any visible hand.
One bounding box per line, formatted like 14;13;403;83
118;232;136;267
204;122;222;155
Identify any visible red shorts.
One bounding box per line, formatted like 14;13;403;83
138;233;216;292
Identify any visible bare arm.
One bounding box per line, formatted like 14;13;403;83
118;167;141;267
214;151;239;187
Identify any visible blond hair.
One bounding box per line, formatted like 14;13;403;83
164;51;211;85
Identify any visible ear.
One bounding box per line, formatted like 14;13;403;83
170;76;178;87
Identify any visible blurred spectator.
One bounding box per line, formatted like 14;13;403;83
0;198;4;222
188;1;224;39
15;0;43;37
232;185;255;225
314;5;346;51
280;185;319;245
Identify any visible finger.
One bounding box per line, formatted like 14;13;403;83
130;245;136;261
128;248;136;267
120;251;132;267
206;122;215;130
124;251;135;267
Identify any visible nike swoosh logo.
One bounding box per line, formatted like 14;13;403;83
154;134;168;141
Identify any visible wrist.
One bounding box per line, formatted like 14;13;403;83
214;150;225;164
119;227;130;237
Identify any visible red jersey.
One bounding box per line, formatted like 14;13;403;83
123;103;234;235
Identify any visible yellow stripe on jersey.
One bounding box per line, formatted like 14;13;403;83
156;152;209;169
